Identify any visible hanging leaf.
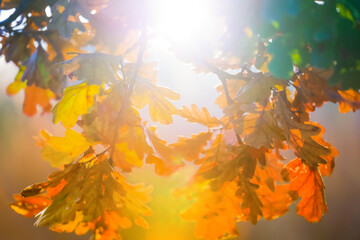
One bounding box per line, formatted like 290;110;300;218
171;132;213;162
132;79;180;125
57;52;121;84
284;159;328;222
23;85;56;116
11;159;152;239
275;91;331;167
37;129;91;167
52;83;100;128
179;104;219;128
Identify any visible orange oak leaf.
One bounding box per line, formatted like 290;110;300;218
337;88;360;113
252;152;292;220
10;194;51;218
285;159;328;222
180;182;241;240
145;127;183;175
311;123;339;177
171;132;213;161
23;84;56;116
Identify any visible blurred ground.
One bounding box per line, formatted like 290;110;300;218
0;50;360;240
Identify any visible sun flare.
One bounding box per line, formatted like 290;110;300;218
153;0;218;45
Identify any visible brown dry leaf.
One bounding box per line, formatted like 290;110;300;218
235;75;286;105
275;91;331;167
241;110;286;149
236;176;263;224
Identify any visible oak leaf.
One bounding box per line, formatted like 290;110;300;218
10;194;51;218
11;159;152;239
57;52;120;84
241;110;286;149
275;91;331;167
6;65;26;95
285;159;328;222
21;46;64;93
252;152;292;220
52;83;100;128
337;88;360;113
37;129;91;167
145;127;183;175
180;182;241;240
23;84;55;116
171;132;213;162
132;78;180;125
179;104;219;128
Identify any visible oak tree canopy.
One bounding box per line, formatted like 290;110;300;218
2;0;360;239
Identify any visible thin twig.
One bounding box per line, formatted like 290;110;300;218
81;147;111;163
204;60;244;145
108;29;148;164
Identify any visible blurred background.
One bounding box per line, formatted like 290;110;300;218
0;45;360;240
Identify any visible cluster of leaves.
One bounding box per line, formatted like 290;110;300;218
1;0;360;239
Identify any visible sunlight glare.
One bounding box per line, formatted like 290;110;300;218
153;0;216;45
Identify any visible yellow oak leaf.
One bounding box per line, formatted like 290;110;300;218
179;104;219;128
132;78;180;125
39;129;91;167
6;66;26;95
52;83;100;128
112;143;143;172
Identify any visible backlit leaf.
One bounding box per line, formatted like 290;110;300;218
23;85;56;116
52;83;100;128
171;132;213;162
132;78;180;125
275;91;331;167
285;159;328;222
179;104;219;128
38;129;91;167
